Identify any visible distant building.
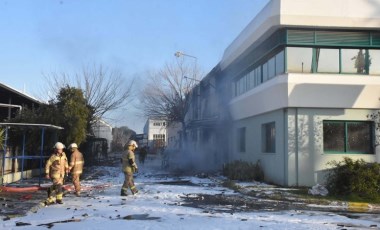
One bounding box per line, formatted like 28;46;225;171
92;119;113;152
143;118;167;153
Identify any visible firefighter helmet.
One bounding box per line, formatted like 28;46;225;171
54;142;65;149
127;140;138;148
69;143;78;149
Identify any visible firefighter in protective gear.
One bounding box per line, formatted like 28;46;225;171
44;142;69;205
121;140;139;196
68;143;84;196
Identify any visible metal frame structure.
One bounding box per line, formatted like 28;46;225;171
0;123;63;186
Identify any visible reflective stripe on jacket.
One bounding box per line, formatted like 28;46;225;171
45;152;69;179
70;150;84;174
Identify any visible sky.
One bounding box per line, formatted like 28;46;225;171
0;0;269;133
2;156;380;229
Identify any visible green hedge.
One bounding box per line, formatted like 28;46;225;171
325;157;380;200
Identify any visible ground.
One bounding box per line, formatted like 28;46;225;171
1;154;380;229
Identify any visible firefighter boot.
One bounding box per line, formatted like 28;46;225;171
131;186;138;195
120;188;128;196
44;197;55;206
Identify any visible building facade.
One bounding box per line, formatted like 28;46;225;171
92;119;113;152
223;0;380;186
185;0;380;186
143;118;167;153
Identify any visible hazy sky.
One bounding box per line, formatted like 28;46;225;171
0;0;268;133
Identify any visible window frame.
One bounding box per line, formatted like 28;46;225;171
323;120;374;154
262;122;276;153
237;127;246;153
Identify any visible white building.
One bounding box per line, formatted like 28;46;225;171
143;118;167;153
92;119;113;151
221;0;380;186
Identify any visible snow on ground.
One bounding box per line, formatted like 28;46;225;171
1;156;380;230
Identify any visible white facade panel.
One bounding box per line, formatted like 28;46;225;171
287;108;378;186
230;73;380;121
232;109;287;186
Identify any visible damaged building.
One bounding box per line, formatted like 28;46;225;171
184;0;380;186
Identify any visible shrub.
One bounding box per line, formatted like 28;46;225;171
325;157;380;199
222;160;264;181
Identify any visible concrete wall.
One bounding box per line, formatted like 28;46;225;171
2;168;41;184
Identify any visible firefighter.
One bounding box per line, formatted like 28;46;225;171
138;146;148;165
68;143;84;196
44;142;69;205
121;140;139;196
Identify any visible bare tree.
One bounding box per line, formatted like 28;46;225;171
43;64;134;122
139;58;202;141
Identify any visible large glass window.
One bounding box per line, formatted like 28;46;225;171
262;62;268;82
369;49;380;75
247;71;254;91
341;49;367;74
237;127;246;152
323;121;374;154
275;50;285;75
268;56;276;79
255;67;262;86
315;48;339;73
287;47;313;73
262;122;276;153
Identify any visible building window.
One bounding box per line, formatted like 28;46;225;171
287;47;313;73
369;49;380;75
237;127;246;152
315;48;339;73
268;56;276;79
323;121;374;154
275;50;285;75
262;62;269;82
262;122;275;153
153;134;165;148
341;49;368;74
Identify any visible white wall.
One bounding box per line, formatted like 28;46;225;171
287;108;378;186
232;109;286;186
232;107;379;187
230;74;380;121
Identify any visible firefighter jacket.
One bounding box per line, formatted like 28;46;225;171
45;152;69;179
121;149;137;174
69;150;84;175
